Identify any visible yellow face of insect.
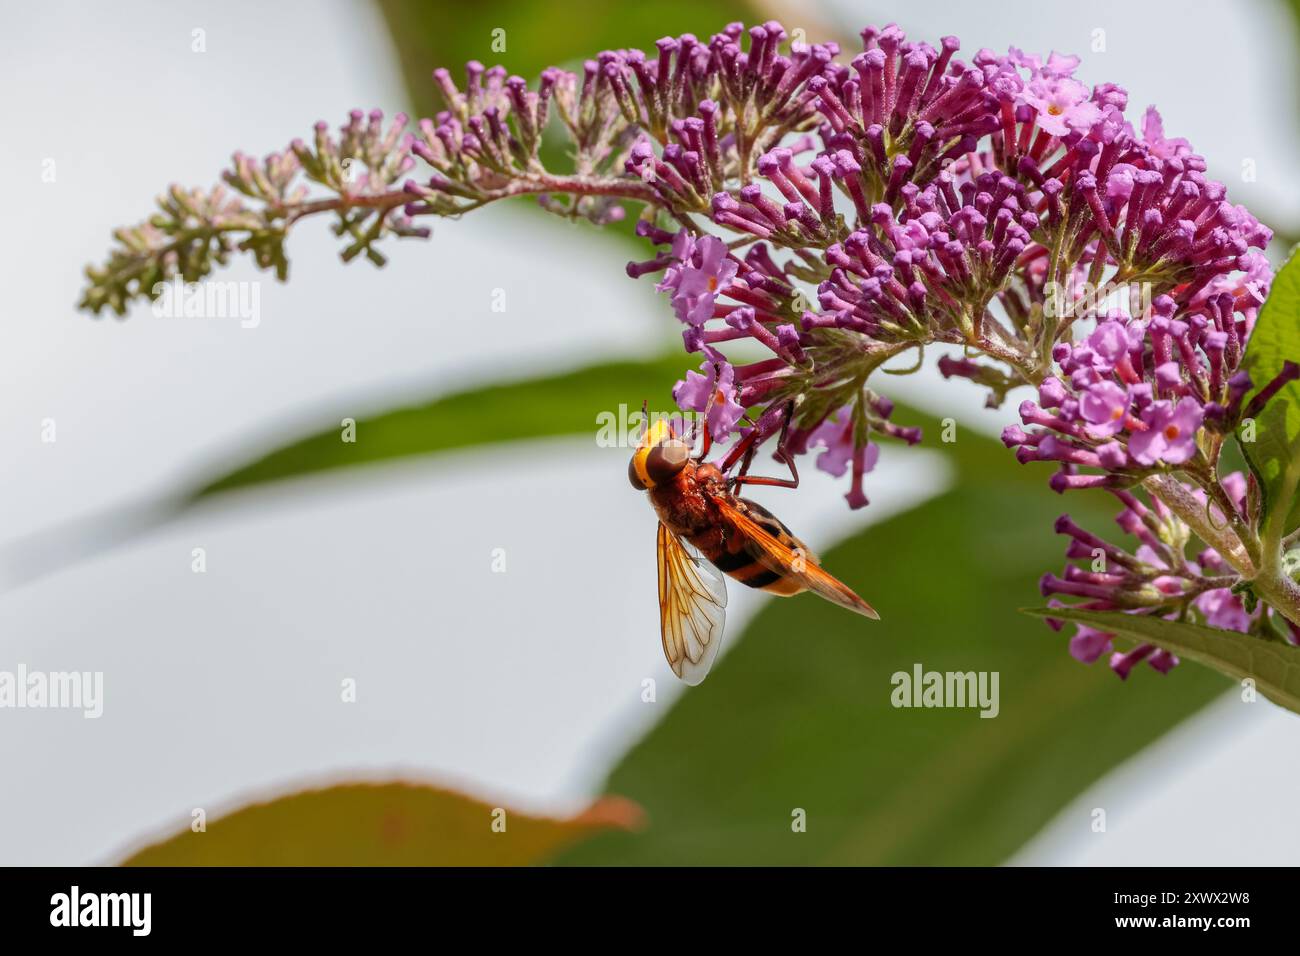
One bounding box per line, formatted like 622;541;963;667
628;419;690;490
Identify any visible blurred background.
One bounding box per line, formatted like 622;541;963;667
1;0;1298;865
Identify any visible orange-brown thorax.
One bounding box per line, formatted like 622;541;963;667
629;419;804;594
628;420;876;613
652;460;795;591
649;460;729;541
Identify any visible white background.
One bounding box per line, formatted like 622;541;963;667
0;0;1296;865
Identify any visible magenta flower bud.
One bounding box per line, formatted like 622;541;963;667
1147;649;1179;674
1038;376;1068;408
1001;425;1029;447
1096;442;1128;470
1109;644;1157;680
1049;472;1115;494
1070;626;1114;664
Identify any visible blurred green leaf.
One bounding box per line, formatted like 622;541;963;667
120;781;642;866
190;355;688;500
1238;247;1300;547
15;351;1225;865
554;405;1227;866
1024;606;1300;715
0;353;702;591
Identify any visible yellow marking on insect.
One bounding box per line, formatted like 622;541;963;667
633;418;676;488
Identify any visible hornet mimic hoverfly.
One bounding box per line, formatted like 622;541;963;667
629;399;878;685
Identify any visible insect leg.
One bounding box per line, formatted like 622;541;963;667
728;401;800;490
693;363;723;460
736;441;758;481
732;451;799;489
719;425;760;474
731;463;798;490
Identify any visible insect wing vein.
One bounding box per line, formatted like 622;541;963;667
656;522;728;685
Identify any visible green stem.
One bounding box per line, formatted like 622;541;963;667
1145;473;1300;628
1252;570;1300;629
1143;474;1255;577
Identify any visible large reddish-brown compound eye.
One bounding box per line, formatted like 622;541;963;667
645;440;690;485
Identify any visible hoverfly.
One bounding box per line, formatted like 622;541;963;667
629;401;878;685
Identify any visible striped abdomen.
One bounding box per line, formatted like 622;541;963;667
700;498;812;595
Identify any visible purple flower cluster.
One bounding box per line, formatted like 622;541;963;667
610;20;1293;673
620;21;1276;518
1043;473;1300;678
631;220;921;506
403;62;556;208
90;18;1293;681
1002;292;1262;489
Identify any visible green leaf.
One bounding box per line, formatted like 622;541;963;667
14;356;1227;865
191;355;688;500
0;354;703;591
554;407;1227;866
1239;246;1300;548
119;781;642;866
1023;606;1300;715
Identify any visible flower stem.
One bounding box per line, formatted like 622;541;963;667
1142;473;1255;577
1252;569;1300;629
1144;473;1300;628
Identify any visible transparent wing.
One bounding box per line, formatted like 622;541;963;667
657;522;728;685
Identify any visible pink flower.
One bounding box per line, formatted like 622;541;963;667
1069;625;1113;663
1022;76;1099;136
1042;51;1081;77
805;408;880;509
1008;48;1079;77
672;352;745;440
657;233;737;327
1087;320;1131;369
1079;380;1129;437
1127;397;1203;465
1141;106;1191;160
806;408;879;478
1195;588;1253;632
